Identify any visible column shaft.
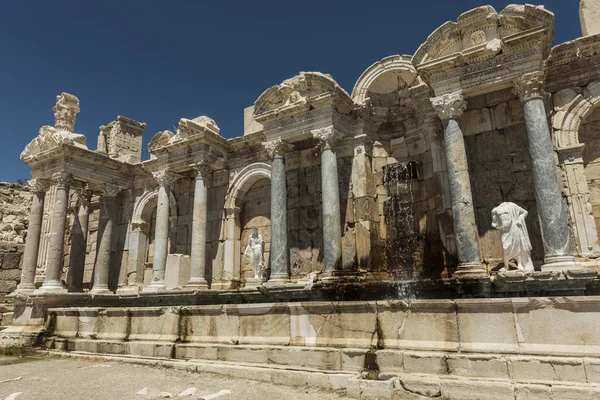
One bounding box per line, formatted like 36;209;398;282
269;155;290;282
188;170;209;288
18;185;45;291
91;191;117;293
148;181;171;291
37;173;71;293
68;196;90;292
321;145;343;273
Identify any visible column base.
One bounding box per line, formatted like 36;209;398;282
320;270;358;284
265;274;290;285
245;278;267;288
116;286;141;295
185;278;209;289
452;264;488;279
15;283;35;293
142;282;166;293
89;287;111;295
542;256;582;272
34;281;67;295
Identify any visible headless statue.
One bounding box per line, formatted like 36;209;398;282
491;202;534;273
244;226;265;280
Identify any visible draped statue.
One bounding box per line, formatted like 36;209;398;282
244;226;265;280
491;202;534;273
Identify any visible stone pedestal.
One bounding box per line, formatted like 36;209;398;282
36;172;71;294
145;171;177;292
187;165;210;289
431;92;486;278
17;179;46;292
263;139;291;284
67;191;90;292
91;184;121;294
312;127;346;280
514;73;581;272
165;254;191;290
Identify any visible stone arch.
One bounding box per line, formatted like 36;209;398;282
222;163;271;287
552;81;600;258
128;188;178;286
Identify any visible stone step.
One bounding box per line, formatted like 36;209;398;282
40;350;600;400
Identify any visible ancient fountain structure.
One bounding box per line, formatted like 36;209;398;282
3;2;600;398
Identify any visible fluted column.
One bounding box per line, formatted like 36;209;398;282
91;184;121;294
67;190;91;292
431;92;486;277
264;138;292;283
146;170;177;291
187;164;211;289
36;172;71;293
17;179;47;292
513;72;581;271
312;126;344;278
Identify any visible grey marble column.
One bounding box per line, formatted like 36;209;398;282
264;138;292;283
187;164;210;289
312;126;344;277
146;170;177;291
17;179;47;292
514;72;581;271
431;92;486;277
91;184;121;293
36;172;71;293
67;190;91;292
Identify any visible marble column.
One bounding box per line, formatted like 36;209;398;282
312;126;344;278
91;184;121;294
36;172;71;294
431;92;486;277
146;170;177;291
187;164;211;289
514;72;581;271
17;179;47;292
264;138;292;283
67;190;91;292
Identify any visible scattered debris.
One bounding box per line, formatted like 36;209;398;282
0;377;22;385
200;390;231;400
135;387;148;396
177;387;198;397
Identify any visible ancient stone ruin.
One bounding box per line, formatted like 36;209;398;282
3;2;600;399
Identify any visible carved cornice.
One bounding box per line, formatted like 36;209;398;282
263;138;293;159
101;183;123;197
52;172;72;190
513;72;547;102
28;178;49;194
311;126;342;150
430;91;467;120
53;92;80;132
152;170;178;187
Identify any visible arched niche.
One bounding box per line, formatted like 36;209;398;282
222;162;271;287
128;188;178;286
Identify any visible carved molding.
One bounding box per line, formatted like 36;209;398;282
263;138;293;159
52;172;72;190
192;162;212;182
513;72;547;101
430;91;467;120
311;126;342;150
152;170;178;187
53;92;80;132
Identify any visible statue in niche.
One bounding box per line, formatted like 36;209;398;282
491;202;534;273
244;226;265;280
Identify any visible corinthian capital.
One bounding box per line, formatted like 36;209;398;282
28;178;49;194
431;91;467;121
152;170;178;187
513;72;547;102
312;126;342;150
192;162;212;181
263;138;293;159
101;183;123;197
53;92;80;132
52;172;72;190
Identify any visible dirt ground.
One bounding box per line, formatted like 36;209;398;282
0;356;353;400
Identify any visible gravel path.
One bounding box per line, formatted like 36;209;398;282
0;356;353;400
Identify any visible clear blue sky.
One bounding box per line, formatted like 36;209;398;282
0;1;582;182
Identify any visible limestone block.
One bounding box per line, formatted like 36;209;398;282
271;370;308;387
341;349;368;371
97;340;129;355
584;358;600;383
76;308;101;339
128;307;180;342
180;305;239;344
268;346;342;370
174;344;218;360
0;268;20;280
508;357;587;383
128;341;174;358
462;108;493;136
347;377;395;400
306;373;351;390
375;349;404;373
237;303;290;345
446;354;509;378
1;252;21;269
581;0;600;36
514;384;552;400
218;345;269;364
164;254;190;290
455;299;518;353
395;375;441;398
551;385;600;400
96;308;130;341
440;379;514;400
52;308;80;338
494;100;524;129
403;351;447;375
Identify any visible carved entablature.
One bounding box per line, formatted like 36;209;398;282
414;5;554;96
253;72;354;135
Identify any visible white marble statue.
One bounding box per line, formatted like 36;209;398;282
244;226;265;280
491;202;534;273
